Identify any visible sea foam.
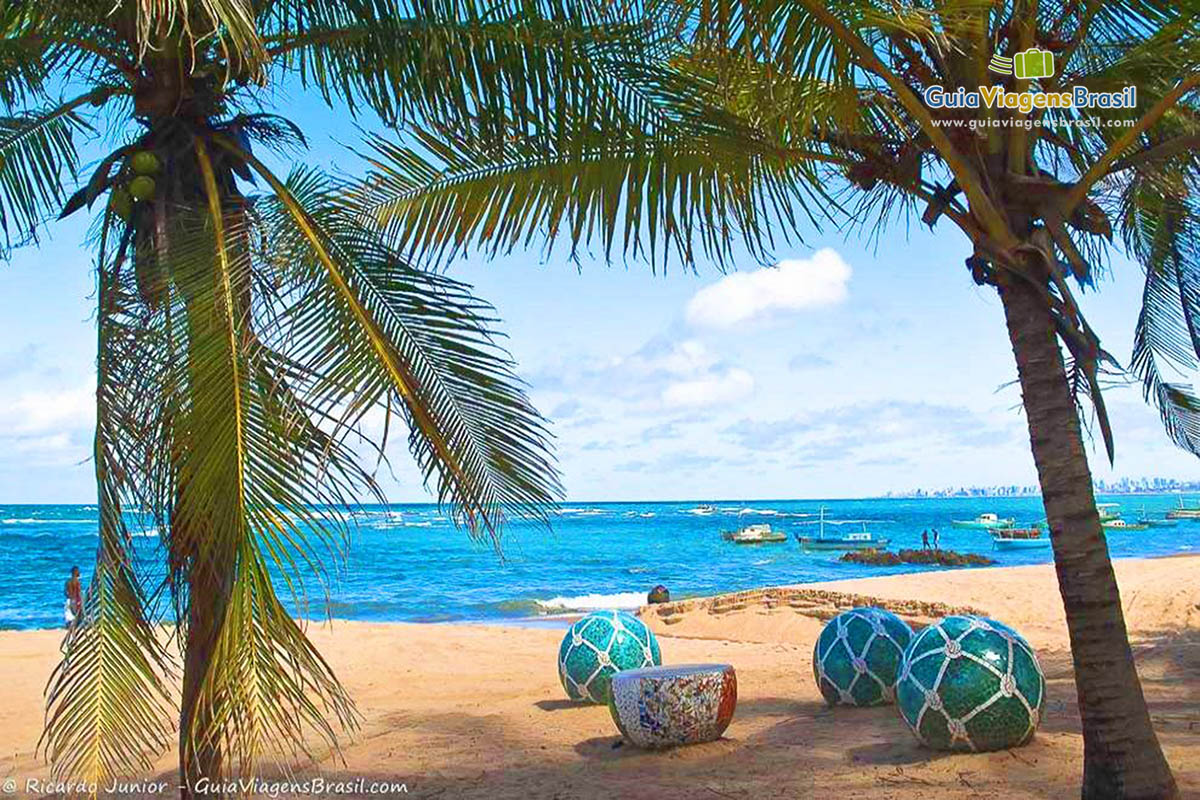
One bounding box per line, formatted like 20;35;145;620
534;591;646;612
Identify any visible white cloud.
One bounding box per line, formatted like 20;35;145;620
662;368;754;409
0;384;94;435
685;248;851;329
570;338;754;410
649;339;715;376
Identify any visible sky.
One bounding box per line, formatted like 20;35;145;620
1;89;1199;503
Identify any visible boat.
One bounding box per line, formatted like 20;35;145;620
1101;519;1149;531
950;512;1014;530
1136;507;1178;528
1095;503;1121;522
722;523;787;544
991;528;1052;550
1165;497;1200;520
795;507;890;551
687;504;717;516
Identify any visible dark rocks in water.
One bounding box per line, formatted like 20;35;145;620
647;584;671;604
840;548;996;567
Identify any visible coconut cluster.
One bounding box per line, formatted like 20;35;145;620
108;151;161;220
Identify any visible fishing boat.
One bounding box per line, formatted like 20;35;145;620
722;523;787;544
1165;497;1200;520
795;507;890;551
1096;503;1121;522
991;528;1052;550
1101;518;1149;531
1136;507;1178;528
950;512;1014;530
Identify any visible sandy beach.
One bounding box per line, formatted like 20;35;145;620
1;555;1197;798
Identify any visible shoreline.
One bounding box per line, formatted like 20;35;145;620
3;550;1196;635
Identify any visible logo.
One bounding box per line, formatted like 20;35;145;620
989;48;1055;80
924;43;1133;114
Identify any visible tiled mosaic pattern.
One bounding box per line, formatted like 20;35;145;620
608;663;737;749
896;615;1046;752
813;607;914;707
558;610;661;703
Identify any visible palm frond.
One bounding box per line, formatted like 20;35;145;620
154;156;364;775
263;0;675;135
1123;162;1200;454
227;143;561;541
41;218;175;788
132;0;266;73
0;94;92;254
354;123;825;269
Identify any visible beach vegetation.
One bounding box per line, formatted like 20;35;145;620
365;1;1199;796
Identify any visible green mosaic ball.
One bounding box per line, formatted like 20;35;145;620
897;615;1045;752
813;607;914;707
558;610;661;704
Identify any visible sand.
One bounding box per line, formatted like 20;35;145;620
0;555;1197;798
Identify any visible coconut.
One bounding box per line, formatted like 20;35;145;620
131;151;161;176
109;188;133;220
128;175;156;201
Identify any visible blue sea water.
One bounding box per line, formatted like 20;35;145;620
2;495;1198;631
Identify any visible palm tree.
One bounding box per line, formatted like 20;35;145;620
0;0;675;793
355;1;1199;797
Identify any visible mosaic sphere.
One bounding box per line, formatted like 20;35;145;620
558;610;661;703
813;607;914;707
608;663;737;749
896;615;1046;752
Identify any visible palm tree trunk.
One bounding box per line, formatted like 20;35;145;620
998;270;1178;800
179;558;226;799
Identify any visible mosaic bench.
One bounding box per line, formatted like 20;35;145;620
608;663;737;749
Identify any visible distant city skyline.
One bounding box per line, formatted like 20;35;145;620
885;476;1200;499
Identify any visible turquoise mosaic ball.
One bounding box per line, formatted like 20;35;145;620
813;607;914;707
558;610;662;703
897;615;1046;752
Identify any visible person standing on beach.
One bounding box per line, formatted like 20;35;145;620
933;529;941;550
64;566;83;631
921;530;930;550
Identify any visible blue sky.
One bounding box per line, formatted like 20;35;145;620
1;89;1198;503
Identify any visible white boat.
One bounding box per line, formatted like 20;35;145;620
795;507;890;551
950;512;1014;530
687;504;717;516
1165;497;1200;520
1096;503;1121;522
722;523;787;544
1102;518;1148;531
991;528;1051;550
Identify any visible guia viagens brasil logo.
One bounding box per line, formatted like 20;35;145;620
923;47;1135;113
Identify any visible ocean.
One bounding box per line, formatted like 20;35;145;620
2;495;1198;631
